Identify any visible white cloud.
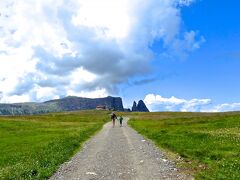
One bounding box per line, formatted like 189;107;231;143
178;0;196;7
0;94;30;103
34;86;60;102
205;103;240;112
0;0;202;103
66;88;108;99
181;98;211;112
144;94;240;112
168;30;205;59
72;0;130;39
144;94;211;112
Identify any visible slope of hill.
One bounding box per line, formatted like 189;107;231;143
0;96;124;115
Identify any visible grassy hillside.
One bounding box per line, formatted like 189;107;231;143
0;110;109;179
128;112;240;179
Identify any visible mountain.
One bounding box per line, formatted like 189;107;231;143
131;100;149;112
46;96;124;111
0;96;124;115
132;101;138;111
136;100;149;112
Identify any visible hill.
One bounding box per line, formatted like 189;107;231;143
0;96;124;115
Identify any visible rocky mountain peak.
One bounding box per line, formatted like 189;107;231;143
132;101;138;111
131;100;149;112
137;100;149;112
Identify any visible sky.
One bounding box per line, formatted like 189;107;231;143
0;0;240;112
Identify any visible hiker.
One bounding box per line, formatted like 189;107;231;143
118;115;123;127
111;112;117;128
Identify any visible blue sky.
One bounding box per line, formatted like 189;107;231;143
121;0;240;111
0;0;240;112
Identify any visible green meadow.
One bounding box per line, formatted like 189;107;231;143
128;112;240;179
0;110;109;179
1;110;240;179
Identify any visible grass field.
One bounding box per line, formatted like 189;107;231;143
128;112;240;179
0;110;109;179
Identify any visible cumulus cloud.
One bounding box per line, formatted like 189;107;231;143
144;94;240;112
0;0;203;103
144;94;211;112
205;103;240;112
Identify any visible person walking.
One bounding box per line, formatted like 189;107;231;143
118;115;123;127
111;112;117;128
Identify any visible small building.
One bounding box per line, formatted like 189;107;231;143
96;105;106;110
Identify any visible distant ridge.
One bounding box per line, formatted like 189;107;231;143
0;96;124;115
46;96;124;111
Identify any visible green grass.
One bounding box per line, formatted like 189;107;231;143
128;112;240;179
0;110;109;179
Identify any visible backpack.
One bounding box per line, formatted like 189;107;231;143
111;113;116;119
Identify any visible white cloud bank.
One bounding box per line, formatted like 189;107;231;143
0;0;203;103
144;94;240;112
207;103;240;112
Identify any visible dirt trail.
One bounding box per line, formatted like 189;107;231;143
50;118;193;180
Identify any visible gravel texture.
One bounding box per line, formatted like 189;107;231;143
50;118;193;180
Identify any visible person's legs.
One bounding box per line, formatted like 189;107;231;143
120;120;122;127
112;119;115;127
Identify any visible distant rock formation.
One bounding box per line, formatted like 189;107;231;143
0;96;151;115
124;108;131;112
137;100;149;112
48;96;124;112
0;96;124;115
131;100;149;112
132;101;138;111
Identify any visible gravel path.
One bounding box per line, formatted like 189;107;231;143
50;118;193;180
